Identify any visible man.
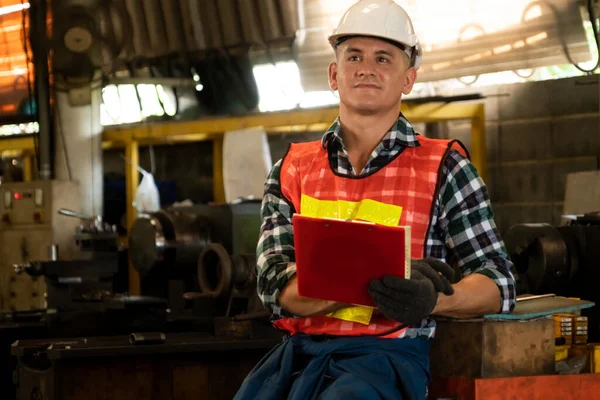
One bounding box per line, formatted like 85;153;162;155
235;1;516;398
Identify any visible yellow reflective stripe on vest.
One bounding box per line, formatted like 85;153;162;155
300;194;403;226
299;194;403;325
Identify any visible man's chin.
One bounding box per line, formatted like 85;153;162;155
348;103;385;115
341;96;399;115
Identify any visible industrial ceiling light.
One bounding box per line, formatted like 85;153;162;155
0;3;29;17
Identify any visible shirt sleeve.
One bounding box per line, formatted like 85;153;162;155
255;159;297;316
437;149;517;313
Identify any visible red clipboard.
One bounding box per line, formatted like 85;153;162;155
292;214;411;307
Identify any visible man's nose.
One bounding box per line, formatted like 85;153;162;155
356;60;376;78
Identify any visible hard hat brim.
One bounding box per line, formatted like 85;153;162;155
330;34;410;51
328;33;422;69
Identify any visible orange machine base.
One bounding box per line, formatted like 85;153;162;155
429;374;600;400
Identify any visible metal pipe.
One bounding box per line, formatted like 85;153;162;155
58;208;94;221
30;0;52;180
48;244;59;261
106;77;197;87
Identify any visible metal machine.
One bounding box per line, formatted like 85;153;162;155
2;195;267;333
6;200;278;400
0;180;129;400
0;181;81;312
504;212;600;341
3;198;275;399
128;200;266;322
10;206;166;338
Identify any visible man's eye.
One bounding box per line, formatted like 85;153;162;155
348;55;360;61
378;57;389;63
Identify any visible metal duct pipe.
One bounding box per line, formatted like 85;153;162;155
107;77;197;87
30;0;52;180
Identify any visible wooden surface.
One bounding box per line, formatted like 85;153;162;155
12;334;277;400
16;349;268;400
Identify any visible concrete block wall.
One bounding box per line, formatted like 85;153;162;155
443;75;600;234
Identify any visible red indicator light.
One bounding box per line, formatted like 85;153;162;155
13;193;21;200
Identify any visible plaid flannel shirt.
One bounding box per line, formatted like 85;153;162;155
256;114;516;338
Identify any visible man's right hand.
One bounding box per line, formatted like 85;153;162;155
367;258;457;325
411;258;457;294
279;277;349;317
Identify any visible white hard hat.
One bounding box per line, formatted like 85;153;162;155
328;0;423;69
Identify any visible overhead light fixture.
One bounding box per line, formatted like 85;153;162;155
0;67;28;78
0;24;24;34
0;55;26;64
0;3;30;17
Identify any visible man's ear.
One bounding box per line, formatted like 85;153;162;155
402;67;418;95
328;61;339;91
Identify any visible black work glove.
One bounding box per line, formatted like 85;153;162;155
368;258;456;325
412;257;458;293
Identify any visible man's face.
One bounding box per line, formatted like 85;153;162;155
328;36;417;115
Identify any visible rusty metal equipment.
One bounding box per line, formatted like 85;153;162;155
430;319;555;379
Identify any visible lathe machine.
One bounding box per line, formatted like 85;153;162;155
0;181;281;400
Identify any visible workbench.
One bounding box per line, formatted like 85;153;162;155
0;316;46;400
11;333;281;400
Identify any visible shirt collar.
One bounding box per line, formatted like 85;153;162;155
321;113;421;150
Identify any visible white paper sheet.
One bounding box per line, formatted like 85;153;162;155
223;127;273;203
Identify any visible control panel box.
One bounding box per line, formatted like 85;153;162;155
0;180;81;311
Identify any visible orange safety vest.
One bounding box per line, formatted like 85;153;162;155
274;135;467;338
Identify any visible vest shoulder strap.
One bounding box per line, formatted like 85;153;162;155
417;135;470;160
280;140;323;209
